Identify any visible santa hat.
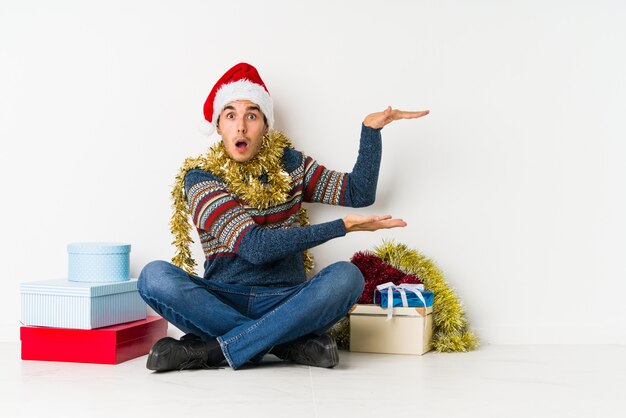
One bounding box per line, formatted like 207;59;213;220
202;62;274;135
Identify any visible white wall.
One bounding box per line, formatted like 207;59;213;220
2;0;625;344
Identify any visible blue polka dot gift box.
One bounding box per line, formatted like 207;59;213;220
68;242;130;282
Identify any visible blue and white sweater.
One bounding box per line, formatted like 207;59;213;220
185;124;382;286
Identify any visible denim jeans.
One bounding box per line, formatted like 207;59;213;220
137;260;364;369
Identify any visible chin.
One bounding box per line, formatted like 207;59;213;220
230;153;252;163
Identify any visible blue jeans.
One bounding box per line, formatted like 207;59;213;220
137;260;364;369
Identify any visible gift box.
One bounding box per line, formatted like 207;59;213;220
349;304;433;355
68;242;131;282
20;278;146;329
21;316;168;364
374;288;434;308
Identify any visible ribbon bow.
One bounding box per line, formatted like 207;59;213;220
375;282;427;321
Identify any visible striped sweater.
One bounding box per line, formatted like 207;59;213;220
184;124;382;286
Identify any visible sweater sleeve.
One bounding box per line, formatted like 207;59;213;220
185;169;346;265
303;124;382;207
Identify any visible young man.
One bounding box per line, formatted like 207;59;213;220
138;62;429;371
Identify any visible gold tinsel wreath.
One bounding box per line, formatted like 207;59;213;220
170;130;314;275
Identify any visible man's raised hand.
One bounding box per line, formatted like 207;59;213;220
363;106;429;129
343;214;407;233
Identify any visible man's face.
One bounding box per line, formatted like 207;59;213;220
216;100;268;163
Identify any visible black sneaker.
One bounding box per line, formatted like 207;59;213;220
273;334;339;368
146;336;223;372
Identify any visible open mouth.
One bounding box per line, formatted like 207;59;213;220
235;140;248;151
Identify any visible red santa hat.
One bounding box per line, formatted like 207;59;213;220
203;62;274;135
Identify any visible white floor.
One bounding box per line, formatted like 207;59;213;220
2;343;625;418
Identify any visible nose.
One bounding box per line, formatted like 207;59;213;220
237;118;247;133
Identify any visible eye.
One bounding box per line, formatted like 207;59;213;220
226;113;235;119
247;113;257;120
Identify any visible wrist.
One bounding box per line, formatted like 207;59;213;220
362;122;384;132
363;117;381;130
342;217;352;233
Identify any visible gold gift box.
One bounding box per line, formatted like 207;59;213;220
349;304;433;355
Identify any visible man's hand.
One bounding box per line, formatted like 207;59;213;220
363;106;429;129
343;214;407;233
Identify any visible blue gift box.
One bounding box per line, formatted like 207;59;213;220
374;288;434;308
20;278;146;329
68;242;131;282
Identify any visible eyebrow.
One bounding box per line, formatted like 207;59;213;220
222;105;261;113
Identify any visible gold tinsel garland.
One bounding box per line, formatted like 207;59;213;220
329;240;478;353
170;130;313;275
373;240;479;352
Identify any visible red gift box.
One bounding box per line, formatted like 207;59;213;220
21;316;168;364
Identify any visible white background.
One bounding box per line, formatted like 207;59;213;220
1;0;625;344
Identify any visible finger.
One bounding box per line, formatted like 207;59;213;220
363;220;406;231
393;110;430;120
356;215;382;225
381;219;407;228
